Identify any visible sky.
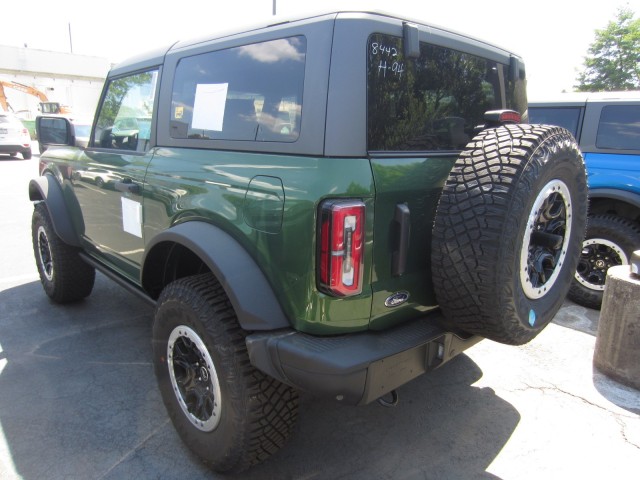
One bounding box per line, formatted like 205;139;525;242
2;0;639;99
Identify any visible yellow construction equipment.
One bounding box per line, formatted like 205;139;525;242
0;80;72;115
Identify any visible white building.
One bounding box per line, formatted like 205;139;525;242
0;44;111;120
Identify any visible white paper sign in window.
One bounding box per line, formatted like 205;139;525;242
192;83;229;131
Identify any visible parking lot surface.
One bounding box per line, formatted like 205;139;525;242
1;149;639;479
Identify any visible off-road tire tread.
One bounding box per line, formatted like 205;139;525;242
154;273;299;473
31;203;95;303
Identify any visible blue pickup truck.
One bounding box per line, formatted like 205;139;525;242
529;92;640;309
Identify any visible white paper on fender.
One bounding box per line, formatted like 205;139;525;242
121;197;142;238
192;83;229;131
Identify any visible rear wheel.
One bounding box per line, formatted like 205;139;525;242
152;273;299;473
31;203;95;303
432;124;588;345
22;149;32;160
569;214;640;309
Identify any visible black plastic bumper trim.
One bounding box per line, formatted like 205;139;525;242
246;312;482;405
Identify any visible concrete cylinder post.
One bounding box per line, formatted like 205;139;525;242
593;253;640;390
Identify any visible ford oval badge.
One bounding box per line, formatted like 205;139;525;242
385;291;410;308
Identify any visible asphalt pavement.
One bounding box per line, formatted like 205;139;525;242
0;147;638;479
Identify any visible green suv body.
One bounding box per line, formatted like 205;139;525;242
30;12;587;472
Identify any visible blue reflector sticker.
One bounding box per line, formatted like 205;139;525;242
529;310;536;327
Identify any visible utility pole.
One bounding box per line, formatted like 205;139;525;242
68;23;73;54
273;0;276;15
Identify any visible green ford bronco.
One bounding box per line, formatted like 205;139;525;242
31;11;587;472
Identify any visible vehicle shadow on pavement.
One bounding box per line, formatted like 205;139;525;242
0;277;520;480
0;277;168;480
238;355;519;480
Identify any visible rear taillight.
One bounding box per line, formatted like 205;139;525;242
317;200;365;296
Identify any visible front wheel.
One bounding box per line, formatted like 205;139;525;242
31;203;95;303
568;214;640;309
152;273;299;473
432;124;588;345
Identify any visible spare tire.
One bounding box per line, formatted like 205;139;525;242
431;124;587;345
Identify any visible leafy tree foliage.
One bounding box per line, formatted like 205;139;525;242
575;7;640;91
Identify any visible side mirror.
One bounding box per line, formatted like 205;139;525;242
36;116;79;152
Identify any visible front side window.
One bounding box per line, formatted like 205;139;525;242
171;36;306;142
367;34;517;152
93;70;158;152
596;105;640;150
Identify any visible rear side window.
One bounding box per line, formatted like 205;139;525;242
171;36;306;142
528;107;582;138
367;34;516;152
596;105;640;150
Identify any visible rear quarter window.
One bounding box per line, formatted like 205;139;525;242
170;36;306;143
596;105;640;151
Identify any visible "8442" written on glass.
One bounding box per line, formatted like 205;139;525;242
371;42;405;79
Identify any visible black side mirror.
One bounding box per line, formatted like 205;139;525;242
36;116;76;152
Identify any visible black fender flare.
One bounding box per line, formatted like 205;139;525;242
589;188;640;210
28;175;82;247
142;222;290;331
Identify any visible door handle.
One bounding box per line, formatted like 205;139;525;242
115;179;141;195
391;203;410;277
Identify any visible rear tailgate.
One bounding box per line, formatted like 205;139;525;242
368;155;456;329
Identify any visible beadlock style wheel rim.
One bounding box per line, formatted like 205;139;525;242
37;225;54;281
574;238;627;291
520;179;573;300
167;325;222;432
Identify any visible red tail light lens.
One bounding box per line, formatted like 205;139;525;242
499;111;522;123
318;200;365;296
484;109;522;125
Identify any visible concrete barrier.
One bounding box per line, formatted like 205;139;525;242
593;254;640;390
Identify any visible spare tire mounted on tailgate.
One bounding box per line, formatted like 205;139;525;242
432;124;587;345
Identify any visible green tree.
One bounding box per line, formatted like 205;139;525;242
575;7;640;91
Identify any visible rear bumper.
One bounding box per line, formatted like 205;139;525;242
246;312;482;405
0;144;30;153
